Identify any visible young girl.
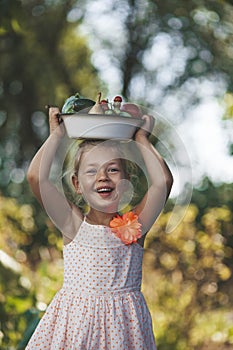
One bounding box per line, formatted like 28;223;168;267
26;106;173;349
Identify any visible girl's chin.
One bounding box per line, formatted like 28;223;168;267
89;201;119;214
87;192;123;213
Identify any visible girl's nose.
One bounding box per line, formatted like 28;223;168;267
96;167;109;181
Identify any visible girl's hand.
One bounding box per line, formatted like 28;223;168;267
48;107;65;137
134;114;155;141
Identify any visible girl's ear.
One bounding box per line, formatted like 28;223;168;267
72;174;82;194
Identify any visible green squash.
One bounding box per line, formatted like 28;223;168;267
62;92;95;113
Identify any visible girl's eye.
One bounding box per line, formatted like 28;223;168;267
86;169;97;175
108;167;119;173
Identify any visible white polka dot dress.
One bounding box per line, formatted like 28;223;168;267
26;220;156;349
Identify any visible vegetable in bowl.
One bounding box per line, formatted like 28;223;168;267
62;92;95;113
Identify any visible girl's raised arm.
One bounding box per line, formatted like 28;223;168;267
134;115;173;234
27;107;83;243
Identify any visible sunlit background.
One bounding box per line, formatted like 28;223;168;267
0;0;233;349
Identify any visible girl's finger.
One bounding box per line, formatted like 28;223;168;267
47;106;64;135
141;115;154;134
49;107;61;124
49;106;60;117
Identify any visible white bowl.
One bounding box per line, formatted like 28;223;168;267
61;113;143;140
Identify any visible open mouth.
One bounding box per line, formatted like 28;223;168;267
96;186;113;194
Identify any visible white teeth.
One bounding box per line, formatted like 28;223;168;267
97;188;112;193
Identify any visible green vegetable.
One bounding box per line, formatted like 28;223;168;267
119;111;132;118
61;92;95;113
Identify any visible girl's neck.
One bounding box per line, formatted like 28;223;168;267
85;209;117;227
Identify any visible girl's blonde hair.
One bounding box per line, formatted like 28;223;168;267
73;139;129;177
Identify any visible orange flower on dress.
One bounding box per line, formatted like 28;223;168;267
109;211;142;245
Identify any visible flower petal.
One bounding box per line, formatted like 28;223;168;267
110;211;142;245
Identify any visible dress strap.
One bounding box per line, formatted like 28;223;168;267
83;216;91;225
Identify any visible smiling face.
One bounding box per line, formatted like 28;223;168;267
72;142;127;214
